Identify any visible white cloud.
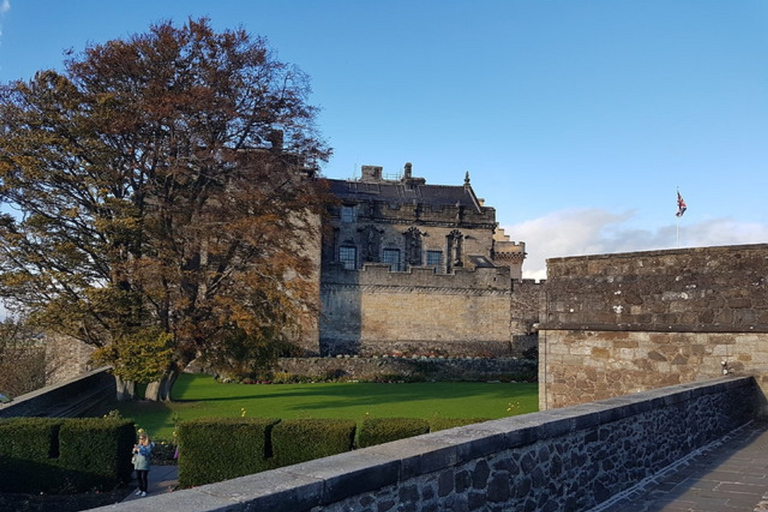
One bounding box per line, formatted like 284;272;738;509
504;209;768;281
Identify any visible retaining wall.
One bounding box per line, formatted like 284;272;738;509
0;367;114;419
88;377;758;512
275;356;537;382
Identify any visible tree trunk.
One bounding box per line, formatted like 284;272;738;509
144;380;161;401
114;376;136;401
159;370;179;402
144;370;179;402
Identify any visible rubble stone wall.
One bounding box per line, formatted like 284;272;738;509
540;244;768;410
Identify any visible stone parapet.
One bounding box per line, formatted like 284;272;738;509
544;244;768;333
540;244;768;410
0;367;114;418
84;377;758;512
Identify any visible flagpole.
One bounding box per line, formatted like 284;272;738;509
676;187;679;248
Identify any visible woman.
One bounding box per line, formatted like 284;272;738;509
132;430;155;497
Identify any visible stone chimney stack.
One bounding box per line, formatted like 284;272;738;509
361;165;383;182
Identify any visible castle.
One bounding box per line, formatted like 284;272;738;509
315;163;541;358
42;163;544;384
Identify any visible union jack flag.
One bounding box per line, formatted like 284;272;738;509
676;191;687;218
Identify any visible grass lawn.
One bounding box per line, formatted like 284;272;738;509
116;373;539;440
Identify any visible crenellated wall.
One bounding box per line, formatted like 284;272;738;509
539;244;768;410
320;264;517;357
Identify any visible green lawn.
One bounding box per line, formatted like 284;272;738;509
116;373;539;440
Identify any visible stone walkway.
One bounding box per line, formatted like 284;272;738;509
592;420;768;512
121;464;178;502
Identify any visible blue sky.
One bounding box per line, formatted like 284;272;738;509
1;1;767;279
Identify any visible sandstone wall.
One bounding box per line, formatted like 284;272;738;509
540;244;768;410
45;334;96;385
320;264;515;357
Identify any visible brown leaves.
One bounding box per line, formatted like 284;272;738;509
0;18;331;381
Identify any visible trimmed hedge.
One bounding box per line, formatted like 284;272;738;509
356;417;430;448
428;417;490;432
271;418;356;468
177;417;279;488
0;417;135;493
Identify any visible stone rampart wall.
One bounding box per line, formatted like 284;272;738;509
544;244;768;333
510;279;545;352
540;244;768;410
87;377;758;512
320;264;519;357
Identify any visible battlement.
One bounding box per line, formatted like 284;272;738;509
323;261;513;292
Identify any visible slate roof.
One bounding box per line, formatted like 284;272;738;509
326;178;482;213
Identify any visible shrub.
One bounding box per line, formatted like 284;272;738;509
58;418;136;491
0;417;134;493
356;417;430;448
428;417;491;432
151;437;178;465
177;417;279;488
271;418;356;468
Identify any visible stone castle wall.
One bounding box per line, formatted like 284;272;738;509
540;243;768;410
320;264;519;357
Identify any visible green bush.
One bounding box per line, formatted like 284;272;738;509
271;418;356;468
177;417;279;488
151;437;178;465
58;418;136;491
428;417;491;432
0;417;134;493
356;417;430;448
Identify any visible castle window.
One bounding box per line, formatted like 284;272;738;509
339;246;357;270
340;205;357;223
382;248;401;271
426;250;443;269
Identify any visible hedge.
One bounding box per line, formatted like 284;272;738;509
177;417;279;488
270;418;356;468
356;417;430;448
0;417;135;493
428;417;491;432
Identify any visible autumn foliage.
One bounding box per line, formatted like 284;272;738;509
0;18;331;400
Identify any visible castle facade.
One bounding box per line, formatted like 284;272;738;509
317;164;540;357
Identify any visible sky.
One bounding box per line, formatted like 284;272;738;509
1;1;767;280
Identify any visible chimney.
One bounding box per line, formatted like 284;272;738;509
361;165;383;182
404;162;413;179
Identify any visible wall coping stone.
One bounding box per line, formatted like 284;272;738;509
85;376;755;512
0;366;113;418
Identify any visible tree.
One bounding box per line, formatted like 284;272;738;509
0;18;331;401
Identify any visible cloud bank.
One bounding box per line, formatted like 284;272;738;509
504;209;768;281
